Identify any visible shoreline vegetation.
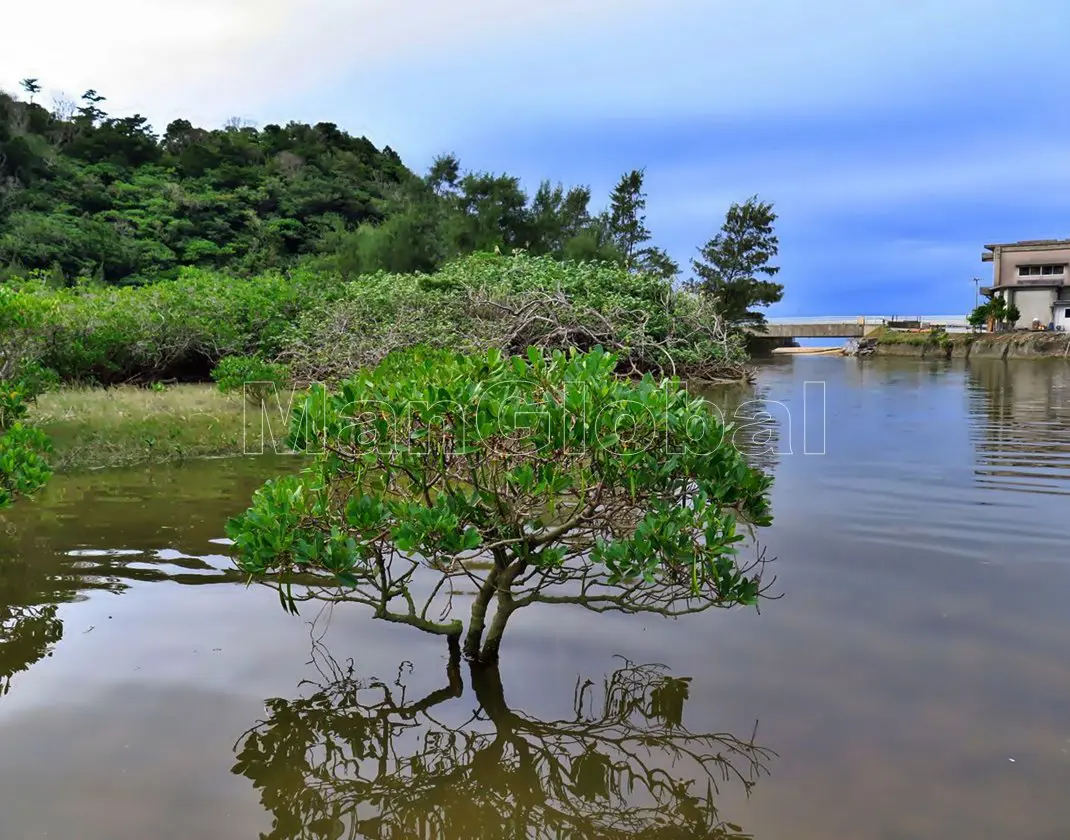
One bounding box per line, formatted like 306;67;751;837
8;239;779;475
2;79;787;499
32;330;1069;475
11;246;757;384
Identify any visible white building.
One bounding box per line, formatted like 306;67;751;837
981;239;1070;330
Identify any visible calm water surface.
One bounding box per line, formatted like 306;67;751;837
2;357;1069;839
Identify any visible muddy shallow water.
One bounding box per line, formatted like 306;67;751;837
2;356;1069;839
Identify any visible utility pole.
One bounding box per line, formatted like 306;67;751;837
973;277;980;309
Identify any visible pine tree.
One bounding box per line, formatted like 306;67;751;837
608;169;651;269
690;197;782;328
19;78;42;103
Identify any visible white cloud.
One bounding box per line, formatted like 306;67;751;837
3;0;632;127
4;0;1064;137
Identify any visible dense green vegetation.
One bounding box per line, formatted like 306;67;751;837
968;297;1020;331
212;355;292;403
1;83;782;323
18;266;337;383
1;79;784;503
228;345;774;663
280;252;751;383
8;251;749;385
0;285;52;508
1;84;679;285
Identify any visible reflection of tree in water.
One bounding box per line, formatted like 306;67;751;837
1;456;296;698
233;644;773;840
0;542;103;697
0;544;247;699
0;603;61;697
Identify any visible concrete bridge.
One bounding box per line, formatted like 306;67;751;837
753;315;969;339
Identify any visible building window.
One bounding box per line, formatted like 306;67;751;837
1018;264;1065;277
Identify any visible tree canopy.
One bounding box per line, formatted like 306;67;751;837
227;345;774;664
0;86;682;286
689;197;783;329
2;83;779;323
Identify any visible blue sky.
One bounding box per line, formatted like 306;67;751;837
5;0;1070;314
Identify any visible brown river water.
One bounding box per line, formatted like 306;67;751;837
1;356;1069;839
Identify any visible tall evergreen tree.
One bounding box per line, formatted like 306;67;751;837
19;78;41;103
608;169;651;269
690;197;782;328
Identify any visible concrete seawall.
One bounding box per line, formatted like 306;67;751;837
873;331;1070;360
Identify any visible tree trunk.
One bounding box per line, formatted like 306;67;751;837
463;567;499;660
478;591;515;664
465;558;528;664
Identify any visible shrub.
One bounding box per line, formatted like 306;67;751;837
0;378;53;510
967;303;990;331
280;269;470;383
10;254;750;387
0;283;52;381
28;266;343;384
283;252;749;384
226;346;774;664
212;354;292;404
0;283;54;508
0;420;52;509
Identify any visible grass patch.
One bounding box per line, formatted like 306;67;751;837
871;327;953;347
868;323;954;346
29;383;297;472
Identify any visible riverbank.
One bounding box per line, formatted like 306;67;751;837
29;384;264;472
872;328;1070;360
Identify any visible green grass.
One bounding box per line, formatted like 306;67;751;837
29;383;298;472
871;327;957;350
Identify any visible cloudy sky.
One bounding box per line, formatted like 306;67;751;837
4;0;1069;314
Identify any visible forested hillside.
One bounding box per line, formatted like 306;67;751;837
0;79;784;511
0;82;675;285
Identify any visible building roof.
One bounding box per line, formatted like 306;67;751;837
983;238;1070;251
986;282;1065;291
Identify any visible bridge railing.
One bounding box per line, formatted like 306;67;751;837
764;315;968;325
764;315;970;332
